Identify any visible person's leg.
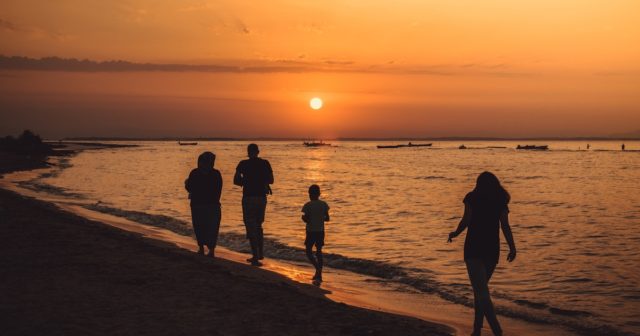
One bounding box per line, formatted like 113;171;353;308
256;196;267;260
315;232;324;280
315;246;323;280
466;260;484;334
472;291;483;335
191;206;205;254
305;244;318;269
481;260;500;334
485;262;497;282
256;226;264;260
208;206;221;257
242;198;260;263
466;259;502;336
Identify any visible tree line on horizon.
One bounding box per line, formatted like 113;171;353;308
0;130;52;154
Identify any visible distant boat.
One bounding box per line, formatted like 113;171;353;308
376;142;432;149
304;140;331;147
178;141;198;146
459;145;467;149
516;145;548;151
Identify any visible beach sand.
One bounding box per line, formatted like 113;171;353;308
0;187;452;335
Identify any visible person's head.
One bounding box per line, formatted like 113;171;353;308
197;151;215;169
247;143;259;158
474;171;510;204
308;184;321;200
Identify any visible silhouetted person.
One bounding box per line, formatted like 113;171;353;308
234;144;274;266
302;184;330;282
622;143;626;151
185;152;223;257
448;172;516;336
587;144;590;150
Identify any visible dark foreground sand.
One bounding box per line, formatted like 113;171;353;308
0;188;451;336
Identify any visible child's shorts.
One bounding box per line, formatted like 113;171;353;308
305;231;325;248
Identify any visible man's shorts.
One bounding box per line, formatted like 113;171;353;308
305;231;325;248
242;196;267;238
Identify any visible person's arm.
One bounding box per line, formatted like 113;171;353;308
233;163;243;186
301;203;309;223
265;161;274;185
448;203;471;242
214;170;223;202
185;171;194;193
500;210;517;262
325;204;330;222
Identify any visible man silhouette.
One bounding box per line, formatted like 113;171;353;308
234;144;274;266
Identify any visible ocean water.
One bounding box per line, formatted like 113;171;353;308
36;141;640;334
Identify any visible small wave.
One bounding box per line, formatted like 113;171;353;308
549;307;593;317
395;210;416;217
553;277;593;283
368;227;396;233
520;224;546;229
538;201;566;208
17;181;85;199
414;176;453;181
514;299;548;309
519;176;546;180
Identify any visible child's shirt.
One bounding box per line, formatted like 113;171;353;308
302;199;330;232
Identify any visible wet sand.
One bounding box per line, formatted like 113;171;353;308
0;187;452;335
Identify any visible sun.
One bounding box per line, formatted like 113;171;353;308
309;97;323;110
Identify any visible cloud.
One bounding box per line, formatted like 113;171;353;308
0;18;73;42
117;5;148;24
0;55;528;77
0;18;25;33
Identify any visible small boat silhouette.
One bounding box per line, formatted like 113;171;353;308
178;141;198;146
304;140;331;147
377;142;432;149
516;145;548;150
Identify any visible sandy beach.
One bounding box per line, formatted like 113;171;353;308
0;146;452;335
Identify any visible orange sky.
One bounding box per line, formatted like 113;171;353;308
1;0;639;138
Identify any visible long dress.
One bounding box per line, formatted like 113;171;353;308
185;168;223;247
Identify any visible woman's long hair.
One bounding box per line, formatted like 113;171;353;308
197;151;215;170
474;171;510;206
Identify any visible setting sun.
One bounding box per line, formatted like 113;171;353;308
309;97;323;110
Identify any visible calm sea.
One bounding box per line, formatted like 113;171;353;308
36;141;640;334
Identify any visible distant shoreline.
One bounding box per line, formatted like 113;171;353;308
60;137;640;142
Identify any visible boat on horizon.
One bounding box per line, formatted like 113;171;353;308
303;140;331;147
376;142;432;149
516;145;549;150
178;141;198;146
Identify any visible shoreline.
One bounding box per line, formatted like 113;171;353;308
0;143;453;335
0;187;452;336
0;143;587;335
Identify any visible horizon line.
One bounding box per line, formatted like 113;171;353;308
58;136;640;142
